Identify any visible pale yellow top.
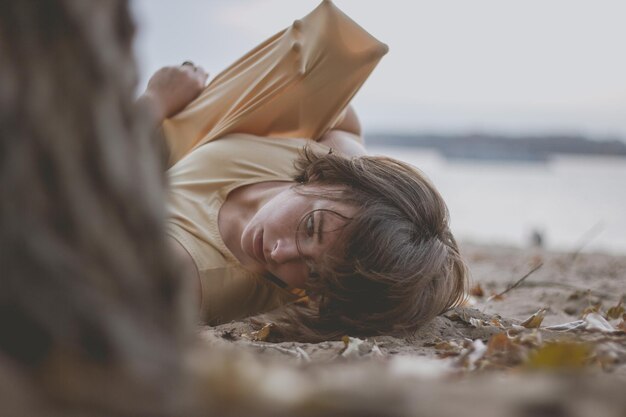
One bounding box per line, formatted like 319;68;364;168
164;0;387;324
162;0;387;167
167;135;328;324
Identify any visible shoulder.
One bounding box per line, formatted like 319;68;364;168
317;130;367;157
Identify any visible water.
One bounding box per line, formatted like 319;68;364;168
369;146;626;255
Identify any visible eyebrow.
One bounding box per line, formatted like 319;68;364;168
317;210;324;245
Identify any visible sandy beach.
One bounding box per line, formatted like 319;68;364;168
192;243;626;416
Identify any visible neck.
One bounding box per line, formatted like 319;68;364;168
218;181;291;264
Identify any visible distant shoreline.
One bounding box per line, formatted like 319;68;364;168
365;133;626;162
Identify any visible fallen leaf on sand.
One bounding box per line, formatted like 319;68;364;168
444;311;471;325
457;339;487;370
543;313;617;333
469;283;484;297
581;302;602;317
583;312;616;332
489;317;505;328
433;340;462;358
295;347;311;363
484;333;526;368
341;336;366;358
606;300;624;320
486;333;513;355
520;308;547;329
526;342;591;370
434;340;460;351
370;343;384;358
469;317;484;328
245;323;274;341
339;337;383;359
508;330;543;348
545;321;586;331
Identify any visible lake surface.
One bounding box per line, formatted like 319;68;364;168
369;146;626;255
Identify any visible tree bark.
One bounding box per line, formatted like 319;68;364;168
0;1;193;415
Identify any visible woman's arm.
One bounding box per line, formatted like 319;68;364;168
136;64;208;165
137;64;209;124
330;105;362;138
318;105;367;157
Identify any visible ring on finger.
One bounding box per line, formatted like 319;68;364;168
181;61;197;71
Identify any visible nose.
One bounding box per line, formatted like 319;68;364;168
269;238;301;264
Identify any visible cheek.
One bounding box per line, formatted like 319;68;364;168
259;203;299;234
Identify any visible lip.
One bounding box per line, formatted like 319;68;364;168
253;229;266;263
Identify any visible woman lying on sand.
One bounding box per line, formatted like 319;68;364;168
139;1;468;341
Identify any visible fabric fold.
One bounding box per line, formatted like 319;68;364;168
162;0;388;167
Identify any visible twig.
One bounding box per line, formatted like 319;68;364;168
250;342;311;364
488;263;543;301
570;221;604;262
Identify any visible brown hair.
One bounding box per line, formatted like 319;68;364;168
257;147;469;342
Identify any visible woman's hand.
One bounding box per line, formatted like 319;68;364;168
139;63;209;122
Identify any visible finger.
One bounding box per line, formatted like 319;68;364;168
180;64;196;75
195;67;208;80
190;66;207;83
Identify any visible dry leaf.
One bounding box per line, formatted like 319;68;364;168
341;336;366;358
484;333;528;368
526;342;591;370
583;312;616;332
545;320;586;331
486;333;512;355
295;347;311;363
508;330;543;348
469;283;484;297
247;323;274;341
434;340;460;351
606;301;624;320
433;340;462;358
370;343;384;358
444;311;471;325
581;302;602;317
457;339;487;370
489;317;505;328
544;314;617;333
469;317;484;328
520;308;547;329
339;338;383;359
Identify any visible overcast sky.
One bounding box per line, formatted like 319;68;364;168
132;0;626;138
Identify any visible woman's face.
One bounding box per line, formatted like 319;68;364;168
240;185;354;288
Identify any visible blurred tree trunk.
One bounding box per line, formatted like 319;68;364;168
0;1;193;415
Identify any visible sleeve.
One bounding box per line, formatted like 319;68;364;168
161;0;387;168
